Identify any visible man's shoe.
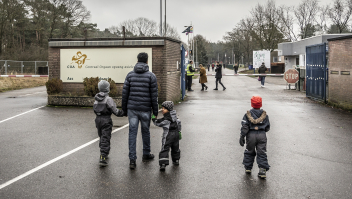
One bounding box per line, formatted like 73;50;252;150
142;154;155;162
201;89;204;91
213;88;218;90
173;160;179;165
160;164;166;171
99;155;108;167
205;86;208;90
129;160;136;169
223;87;226;91
188;89;194;92
258;168;266;179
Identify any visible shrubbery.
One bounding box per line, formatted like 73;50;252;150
83;77;118;97
45;78;63;95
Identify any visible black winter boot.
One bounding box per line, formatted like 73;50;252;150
142;154;155;162
99;155;108;167
160;164;166;171
258;168;266;179
129;160;136;169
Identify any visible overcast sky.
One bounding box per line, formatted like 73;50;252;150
83;0;333;43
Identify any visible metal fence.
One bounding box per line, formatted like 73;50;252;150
0;60;49;75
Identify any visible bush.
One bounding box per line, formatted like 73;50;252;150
45;78;63;95
107;78;118;97
83;77;99;97
83;77;118;97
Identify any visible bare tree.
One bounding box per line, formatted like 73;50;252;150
109;17;180;40
62;0;91;37
315;5;330;35
162;23;180;40
250;0;285;51
328;0;352;33
294;0;319;39
278;5;298;41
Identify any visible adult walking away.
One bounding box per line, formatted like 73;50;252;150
211;63;215;71
122;52;159;169
214;62;226;91
234;64;239;74
207;64;210;71
186;60;196;91
199;64;208;91
258;62;267;87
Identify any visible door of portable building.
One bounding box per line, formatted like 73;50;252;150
306;43;327;102
181;45;186;100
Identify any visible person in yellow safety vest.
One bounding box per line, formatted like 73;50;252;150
186;60;196;91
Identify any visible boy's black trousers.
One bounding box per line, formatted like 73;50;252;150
159;131;180;166
242;131;270;170
95;116;112;156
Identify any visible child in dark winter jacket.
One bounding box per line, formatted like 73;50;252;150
94;80;124;167
152;101;182;171
239;96;270;179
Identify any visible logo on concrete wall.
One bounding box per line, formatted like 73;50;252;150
71;51;88;68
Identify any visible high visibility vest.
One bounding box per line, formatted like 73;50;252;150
186;64;194;76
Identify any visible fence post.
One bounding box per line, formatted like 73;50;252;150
21;61;23;74
5;60;7;75
35;61;37;75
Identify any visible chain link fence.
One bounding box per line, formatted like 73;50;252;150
0;60;49;75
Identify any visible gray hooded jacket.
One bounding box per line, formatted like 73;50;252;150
94;92;124;117
153;110;181;145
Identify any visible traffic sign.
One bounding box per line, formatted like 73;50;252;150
284;69;299;84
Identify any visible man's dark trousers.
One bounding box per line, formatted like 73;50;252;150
159;131;180;166
215;78;225;89
243;131;270;170
95;116;113;156
187;76;193;90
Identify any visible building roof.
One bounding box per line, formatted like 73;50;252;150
327;35;352;41
278;34;352;56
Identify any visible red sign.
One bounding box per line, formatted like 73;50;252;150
284;69;299;84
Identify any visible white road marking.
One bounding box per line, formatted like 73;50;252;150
0;106;46;124
0;123;129;190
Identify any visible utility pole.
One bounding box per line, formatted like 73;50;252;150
160;0;162;36
164;0;166;37
196;39;198;66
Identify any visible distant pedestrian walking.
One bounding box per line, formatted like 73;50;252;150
186;60;196;91
239;96;270;179
94;80;124;167
258;62;267;88
199;64;208;91
207;64;210;71
214;62;226;91
234;64;239;74
152;101;182;171
212;63;215;71
122;52;159;169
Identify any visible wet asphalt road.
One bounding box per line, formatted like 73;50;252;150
1;69;352;199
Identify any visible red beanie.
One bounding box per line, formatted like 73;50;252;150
251;96;262;109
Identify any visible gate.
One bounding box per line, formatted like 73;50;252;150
306;43;327;102
181;45;186;100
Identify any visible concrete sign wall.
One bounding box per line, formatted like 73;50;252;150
253;50;270;68
60;48;152;83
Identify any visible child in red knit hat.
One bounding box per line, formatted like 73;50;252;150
239;96;271;179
